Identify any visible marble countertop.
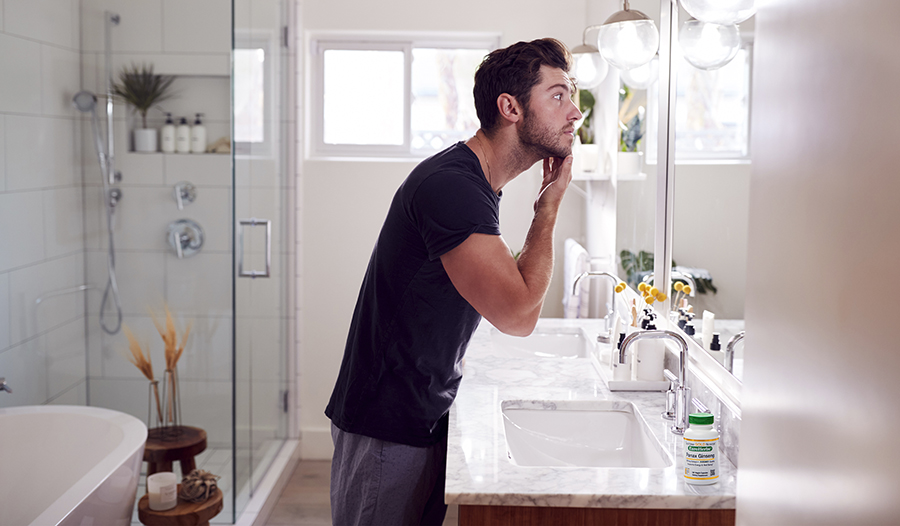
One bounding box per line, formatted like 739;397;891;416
445;318;737;509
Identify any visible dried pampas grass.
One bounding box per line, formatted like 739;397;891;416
123;325;154;380
122;324;163;424
150;305;192;371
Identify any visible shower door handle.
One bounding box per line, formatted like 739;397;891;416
238;218;271;278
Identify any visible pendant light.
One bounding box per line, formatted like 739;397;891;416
620;56;659;90
679;19;741;70
680;0;756;26
571;27;609;90
597;0;660;71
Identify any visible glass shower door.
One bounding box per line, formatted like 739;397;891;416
232;0;293;517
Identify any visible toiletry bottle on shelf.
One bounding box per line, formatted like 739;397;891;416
190;113;206;154
684;413;719;485
176;117;191;153
161;113;176;153
685;322;699;346
708;333;724;365
634;323;665;381
702;310;715;350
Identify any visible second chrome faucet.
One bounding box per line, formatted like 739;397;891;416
620;330;691;435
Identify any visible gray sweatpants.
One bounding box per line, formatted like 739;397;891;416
330;423;448;526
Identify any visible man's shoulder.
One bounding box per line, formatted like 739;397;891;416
412;142;480;178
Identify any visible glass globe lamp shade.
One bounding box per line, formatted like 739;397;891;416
620;56;658;90
572;48;609;89
681;0;756;25
598;14;659;71
679;19;741;70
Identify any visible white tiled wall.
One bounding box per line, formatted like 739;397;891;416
0;0;86;408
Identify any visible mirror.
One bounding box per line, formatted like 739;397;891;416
615;0;752;382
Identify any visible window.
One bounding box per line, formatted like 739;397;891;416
647;38;753;163
309;33;498;158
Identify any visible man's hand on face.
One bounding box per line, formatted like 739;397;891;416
535;155;573;213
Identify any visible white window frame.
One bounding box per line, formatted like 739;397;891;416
307;31;500;159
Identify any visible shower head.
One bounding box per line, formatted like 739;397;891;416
73;91;98;113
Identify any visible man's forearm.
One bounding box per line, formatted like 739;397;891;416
514;202;562;322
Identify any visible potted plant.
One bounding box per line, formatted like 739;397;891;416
573;89;600;173
113;63;176;152
618;85;645;175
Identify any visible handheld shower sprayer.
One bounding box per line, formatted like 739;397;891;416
73;90;123;335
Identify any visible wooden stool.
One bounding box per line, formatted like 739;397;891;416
144;426;207;477
138;486;223;526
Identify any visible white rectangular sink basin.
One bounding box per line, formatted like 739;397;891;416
501;400;672;468
490;325;591;359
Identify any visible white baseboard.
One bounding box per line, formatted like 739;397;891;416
300;426;334;459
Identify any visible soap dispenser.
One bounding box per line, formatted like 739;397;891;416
161;113;176;153
190;113;206;154
176;117;191;153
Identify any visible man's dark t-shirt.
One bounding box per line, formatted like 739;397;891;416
325;142;501;447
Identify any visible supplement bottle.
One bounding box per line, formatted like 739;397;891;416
684;412;719;485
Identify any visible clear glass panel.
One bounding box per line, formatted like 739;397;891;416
323;49;405;145
233;2;291;520
410;48;486;152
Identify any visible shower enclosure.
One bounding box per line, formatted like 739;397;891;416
0;1;296;523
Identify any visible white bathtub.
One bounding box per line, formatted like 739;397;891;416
0;405;147;526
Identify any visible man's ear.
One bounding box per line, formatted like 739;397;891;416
497;93;522;124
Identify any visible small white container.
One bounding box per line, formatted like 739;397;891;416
684;413;719;485
134;128;157;152
634;337;665;381
146;471;178;510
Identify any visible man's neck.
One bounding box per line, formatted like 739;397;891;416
470;128;541;194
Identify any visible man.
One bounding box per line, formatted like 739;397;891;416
326;38;583;525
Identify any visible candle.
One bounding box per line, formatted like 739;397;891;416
147;472;178;511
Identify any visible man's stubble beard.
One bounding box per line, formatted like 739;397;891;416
517;104;573;160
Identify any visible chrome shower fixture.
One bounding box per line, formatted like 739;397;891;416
173;182;197;210
72;91;97;113
167;219;205;259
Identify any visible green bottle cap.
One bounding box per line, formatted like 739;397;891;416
689;413;714;425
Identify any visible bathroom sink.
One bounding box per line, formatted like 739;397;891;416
501;400;672;468
490;325;592;358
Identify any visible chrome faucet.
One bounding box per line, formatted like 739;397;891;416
0;378;11;394
621;330;691;434
725;331;745;374
572;271;622;342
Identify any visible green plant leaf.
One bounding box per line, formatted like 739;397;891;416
113;63;176;128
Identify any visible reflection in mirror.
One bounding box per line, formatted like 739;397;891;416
616;0;753;382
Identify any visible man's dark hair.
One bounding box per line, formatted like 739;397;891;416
473;38;573;134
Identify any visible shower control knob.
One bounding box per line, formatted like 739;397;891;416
167;219;204;259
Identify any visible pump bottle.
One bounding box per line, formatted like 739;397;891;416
176;117;191;153
190;113;206;153
161;113;176;153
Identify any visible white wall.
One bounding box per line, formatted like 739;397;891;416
0;0;87;408
298;0;592;458
736;0;900;524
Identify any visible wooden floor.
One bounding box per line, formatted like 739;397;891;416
264;460;458;526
